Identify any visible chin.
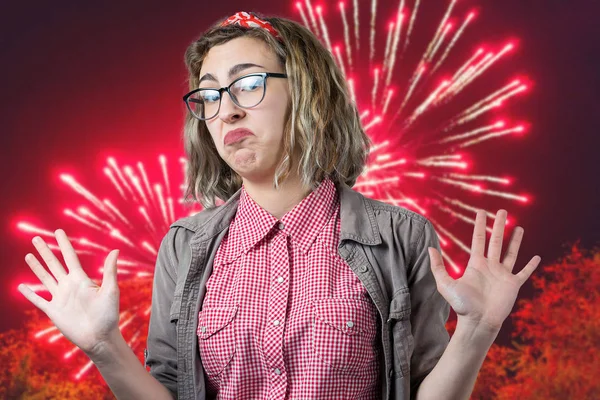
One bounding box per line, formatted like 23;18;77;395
237;166;279;183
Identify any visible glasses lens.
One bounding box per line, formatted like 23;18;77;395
230;75;266;108
188;89;220;120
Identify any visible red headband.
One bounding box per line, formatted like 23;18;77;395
221;11;282;41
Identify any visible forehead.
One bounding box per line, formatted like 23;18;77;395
200;36;279;77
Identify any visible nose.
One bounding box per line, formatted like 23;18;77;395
218;91;245;123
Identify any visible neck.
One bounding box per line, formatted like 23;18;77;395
241;172;314;220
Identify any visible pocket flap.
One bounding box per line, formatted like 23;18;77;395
314;298;376;336
197;305;238;339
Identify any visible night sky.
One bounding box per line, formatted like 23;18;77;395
1;0;599;337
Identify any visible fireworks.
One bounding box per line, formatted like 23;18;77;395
15;0;532;378
295;0;532;273
16;156;202;379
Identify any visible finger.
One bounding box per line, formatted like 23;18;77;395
487;209;507;262
101;250;120;292
502;226;524;272
18;284;51;314
515;256;542;285
54;229;83;274
32;236;68;280
25;253;58;295
471;210;487;257
428;247;454;290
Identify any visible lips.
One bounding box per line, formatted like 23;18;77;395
224;128;255;146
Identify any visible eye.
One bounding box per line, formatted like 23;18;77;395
200;90;220;103
235;75;264;92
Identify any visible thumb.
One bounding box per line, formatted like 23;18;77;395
101;249;120;291
428;247;452;289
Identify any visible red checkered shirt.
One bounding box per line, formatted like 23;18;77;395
197;177;382;399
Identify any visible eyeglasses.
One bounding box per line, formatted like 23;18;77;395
183;72;288;121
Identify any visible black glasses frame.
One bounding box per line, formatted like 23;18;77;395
183;72;288;121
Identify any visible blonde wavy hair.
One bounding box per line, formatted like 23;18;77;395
183;12;371;209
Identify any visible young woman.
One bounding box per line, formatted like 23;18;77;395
19;11;542;400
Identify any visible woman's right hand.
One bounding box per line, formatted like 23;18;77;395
18;229;121;358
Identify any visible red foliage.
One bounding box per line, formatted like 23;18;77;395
472;242;600;399
0;279;151;399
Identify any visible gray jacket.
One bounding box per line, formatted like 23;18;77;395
145;181;450;400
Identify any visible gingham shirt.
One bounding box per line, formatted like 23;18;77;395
197;177;382;399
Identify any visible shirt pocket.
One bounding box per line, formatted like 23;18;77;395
388;288;413;378
197;305;238;377
312;298;378;373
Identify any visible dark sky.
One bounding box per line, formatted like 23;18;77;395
1;0;599;336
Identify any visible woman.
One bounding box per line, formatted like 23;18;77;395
18;11;541;400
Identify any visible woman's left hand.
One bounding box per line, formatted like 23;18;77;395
427;209;542;332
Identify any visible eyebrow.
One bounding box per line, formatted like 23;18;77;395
199;63;265;85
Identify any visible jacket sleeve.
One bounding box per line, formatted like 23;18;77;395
407;219;451;399
145;228;179;399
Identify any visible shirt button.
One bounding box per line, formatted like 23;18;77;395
276;276;284;283
346;321;354;328
278;222;285;230
274;368;281;375
273;319;280;326
200;326;206;333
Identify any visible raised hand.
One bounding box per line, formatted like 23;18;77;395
18;229;121;356
427;209;542;332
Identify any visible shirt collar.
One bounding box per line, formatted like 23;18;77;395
171;178;382;249
221;177;338;264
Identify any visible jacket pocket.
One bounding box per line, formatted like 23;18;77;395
312;298;378;373
388;288;413;378
197;305;238;377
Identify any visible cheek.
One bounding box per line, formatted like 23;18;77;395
205;126;220;148
259;100;289;138
204;129;226;158
263;86;290;119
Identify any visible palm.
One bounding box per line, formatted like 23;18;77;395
18;229;121;355
46;272;119;351
428;210;541;331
